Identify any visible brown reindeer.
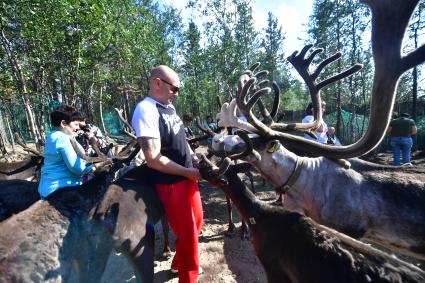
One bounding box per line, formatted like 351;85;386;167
213;0;425;261
0;141;165;282
0;134;43;181
198;155;425;283
115;107;173;257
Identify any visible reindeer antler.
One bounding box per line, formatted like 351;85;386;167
114;108;137;139
287;44;362;124
14;133;42;156
195;118;216;136
231;0;425;159
70;136;139;169
230;64;320;138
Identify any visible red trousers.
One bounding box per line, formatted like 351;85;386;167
155;179;203;283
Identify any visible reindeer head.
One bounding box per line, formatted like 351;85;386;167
70;136;140;174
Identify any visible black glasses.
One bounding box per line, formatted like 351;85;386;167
159;78;180;93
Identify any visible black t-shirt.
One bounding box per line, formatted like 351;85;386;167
132;97;192;184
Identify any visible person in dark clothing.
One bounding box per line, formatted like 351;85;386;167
387;112;417;166
183;114;199;150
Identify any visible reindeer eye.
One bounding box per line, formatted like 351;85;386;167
267;141;278;153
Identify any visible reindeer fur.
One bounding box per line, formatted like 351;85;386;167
213;136;425;260
0;166;164;283
199;161;425;283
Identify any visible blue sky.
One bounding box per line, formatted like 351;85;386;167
158;0;313;53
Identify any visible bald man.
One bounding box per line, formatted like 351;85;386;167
132;65;203;283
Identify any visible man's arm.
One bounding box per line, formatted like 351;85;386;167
138;137;202;181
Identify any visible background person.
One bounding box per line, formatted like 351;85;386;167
38;105;95;199
326;126;341;145
75;116;110;157
203;115;219;147
387;112;417;166
183;114;199;150
302;101;328;144
131;65;203;283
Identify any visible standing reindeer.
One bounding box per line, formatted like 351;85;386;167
198;154;425;283
213;0;425;261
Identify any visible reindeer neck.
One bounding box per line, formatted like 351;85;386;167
221;165;265;226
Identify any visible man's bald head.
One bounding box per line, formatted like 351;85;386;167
148;65;181;105
149;65;179;82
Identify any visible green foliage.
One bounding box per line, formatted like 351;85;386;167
0;0;424;151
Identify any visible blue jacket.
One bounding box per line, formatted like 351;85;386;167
38;130;93;198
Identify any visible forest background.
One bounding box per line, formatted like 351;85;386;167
0;0;424;152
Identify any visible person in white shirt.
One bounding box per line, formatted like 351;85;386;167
131;65;203;283
302;101;328;144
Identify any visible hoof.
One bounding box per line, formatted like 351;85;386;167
161;248;172;259
240;232;251;241
225;229;236;238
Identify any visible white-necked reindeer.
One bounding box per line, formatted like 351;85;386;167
213;0;425;261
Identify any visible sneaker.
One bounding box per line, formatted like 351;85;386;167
170;267;204;275
171;268;178;274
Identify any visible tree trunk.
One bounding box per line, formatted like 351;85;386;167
4;111;15;153
88;69;95;122
123;89;131;123
99;85;108;135
0;28;41;146
0;109;9;154
411;3;422;121
70;76;77;107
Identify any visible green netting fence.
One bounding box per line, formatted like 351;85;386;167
6;102;126;143
324;109;425;151
6;104;425;151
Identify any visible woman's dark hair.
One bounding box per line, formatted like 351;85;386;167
305;101;326;115
305;103;314;115
50;105;79;127
183;114;192;122
72;111;86;122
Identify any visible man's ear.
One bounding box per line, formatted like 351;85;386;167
60;120;67;128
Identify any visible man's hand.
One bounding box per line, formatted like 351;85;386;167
192;154;200;168
187;168;203;181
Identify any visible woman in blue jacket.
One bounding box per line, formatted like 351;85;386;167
38;105;95;198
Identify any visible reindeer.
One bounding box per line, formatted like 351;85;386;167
196;113;259;239
115;107;173;257
0;134;43;181
0;138;44;220
212;0;425;260
198;154;425;283
0;140;164;282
